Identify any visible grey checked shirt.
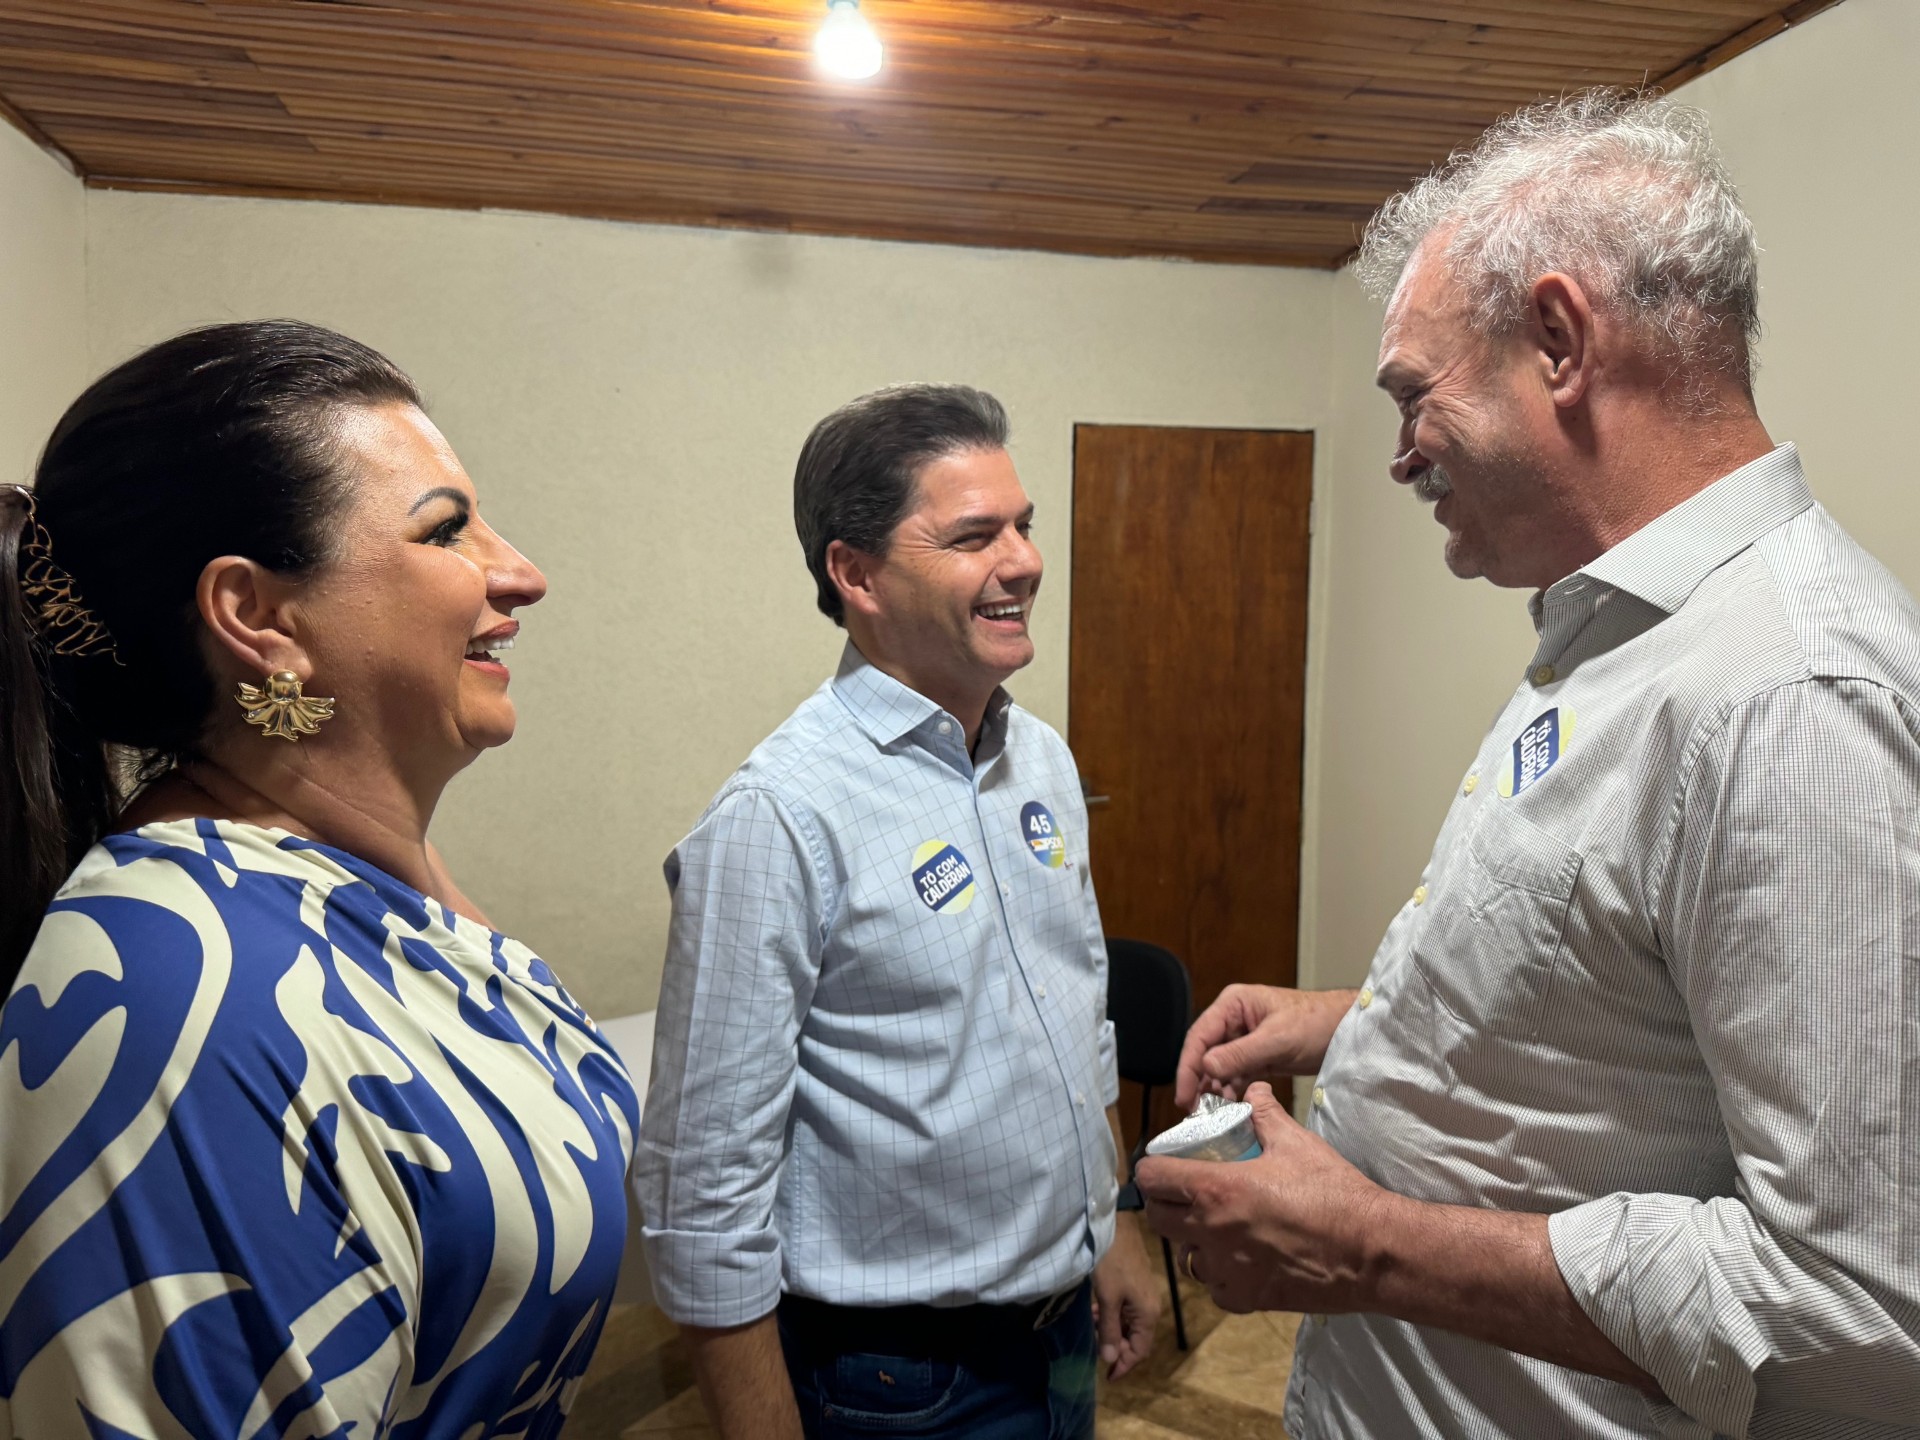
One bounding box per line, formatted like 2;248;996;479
1290;447;1920;1440
634;645;1119;1327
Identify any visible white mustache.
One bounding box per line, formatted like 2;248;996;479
1412;466;1453;504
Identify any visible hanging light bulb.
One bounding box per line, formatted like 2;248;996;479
815;0;883;80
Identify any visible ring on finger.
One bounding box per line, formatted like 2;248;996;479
1181;1247;1202;1284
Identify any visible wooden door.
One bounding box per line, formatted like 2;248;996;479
1069;426;1313;1152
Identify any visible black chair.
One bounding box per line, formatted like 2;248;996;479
1106;936;1193;1351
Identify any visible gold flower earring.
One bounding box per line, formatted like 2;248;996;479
236;670;337;742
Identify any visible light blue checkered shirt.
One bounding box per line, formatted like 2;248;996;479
635;644;1119;1327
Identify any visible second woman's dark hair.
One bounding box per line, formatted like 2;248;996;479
0;319;420;985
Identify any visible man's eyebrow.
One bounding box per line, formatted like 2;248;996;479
948;505;1035;531
408;486;470;516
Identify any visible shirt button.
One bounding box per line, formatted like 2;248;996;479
1531;664;1556;686
1075;1090;1086;1107
937;720;952;735
1357;986;1373;1010
1000;882;1011;898
1463;774;1478;795
1036;984;1048;999
1412;885;1427;907
1311;1085;1327;1109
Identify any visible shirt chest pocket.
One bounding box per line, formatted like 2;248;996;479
1410;808;1583;1040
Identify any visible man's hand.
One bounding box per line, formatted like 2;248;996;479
1091;1213;1161;1380
1174;986;1358;1110
1135;1083;1662;1396
1135;1082;1385;1314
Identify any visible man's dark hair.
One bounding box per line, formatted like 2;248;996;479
794;383;1010;625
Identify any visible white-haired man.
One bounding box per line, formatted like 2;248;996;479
1137;92;1920;1439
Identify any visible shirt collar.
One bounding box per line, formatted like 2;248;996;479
1572;443;1814;615
830;642;1014;758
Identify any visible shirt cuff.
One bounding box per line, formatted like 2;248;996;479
1097;1018;1119;1107
1549;1194;1765;1438
639;1223;783;1329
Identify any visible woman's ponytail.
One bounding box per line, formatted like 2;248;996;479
0;486;114;989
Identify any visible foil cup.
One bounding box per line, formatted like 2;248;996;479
1144;1100;1262;1162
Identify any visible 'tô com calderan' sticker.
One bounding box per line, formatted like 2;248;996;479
1497;706;1575;798
911;840;977;913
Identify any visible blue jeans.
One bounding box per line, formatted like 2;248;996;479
778;1284;1097;1440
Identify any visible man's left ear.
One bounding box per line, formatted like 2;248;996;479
1528;272;1594;408
825;538;884;624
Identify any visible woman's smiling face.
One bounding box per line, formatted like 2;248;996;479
288;402;547;764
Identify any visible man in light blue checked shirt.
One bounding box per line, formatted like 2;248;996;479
635;384;1159;1440
1138;92;1920;1440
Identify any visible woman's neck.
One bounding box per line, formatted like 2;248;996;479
122;750;490;926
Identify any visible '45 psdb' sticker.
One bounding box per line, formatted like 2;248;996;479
1498;707;1576;798
1020;802;1066;869
911;840;977;913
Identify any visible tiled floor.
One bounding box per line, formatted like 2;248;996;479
566;1264;1298;1439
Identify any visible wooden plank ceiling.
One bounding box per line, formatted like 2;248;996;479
0;0;1843;267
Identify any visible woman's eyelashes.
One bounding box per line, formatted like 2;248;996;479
423;509;471;546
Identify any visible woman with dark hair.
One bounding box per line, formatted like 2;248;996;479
0;321;637;1437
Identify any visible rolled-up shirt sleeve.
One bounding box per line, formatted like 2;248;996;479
1549;678;1920;1437
633;785;826;1328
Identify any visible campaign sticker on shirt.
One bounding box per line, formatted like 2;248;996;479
1020;802;1067;869
1497;706;1576;798
911;839;977;913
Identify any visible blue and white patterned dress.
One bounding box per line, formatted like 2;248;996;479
0;819;638;1439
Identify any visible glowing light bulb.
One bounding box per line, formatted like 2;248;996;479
815;0;882;80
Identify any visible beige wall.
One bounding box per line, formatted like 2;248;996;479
1678;0;1920;594
82;192;1338;1017
15;0;1905;1015
1301;0;1918;992
0;122;86;488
